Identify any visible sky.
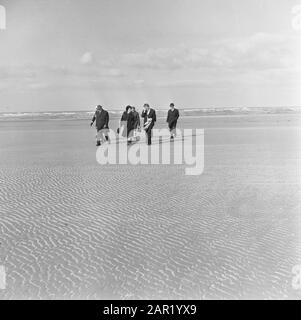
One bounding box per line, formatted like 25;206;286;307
0;0;300;112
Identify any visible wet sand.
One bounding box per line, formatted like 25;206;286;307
0;114;301;299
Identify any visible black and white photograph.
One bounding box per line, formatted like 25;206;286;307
0;0;301;302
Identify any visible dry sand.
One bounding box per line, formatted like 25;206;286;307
0;114;301;299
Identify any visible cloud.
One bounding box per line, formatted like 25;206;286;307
215;33;301;71
1;33;299;94
132;79;145;86
105;33;301;73
80;52;94;65
27;82;50;90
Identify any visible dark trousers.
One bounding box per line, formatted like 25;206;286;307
146;127;153;145
168;120;177;131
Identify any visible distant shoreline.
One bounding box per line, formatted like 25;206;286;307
1;106;301;121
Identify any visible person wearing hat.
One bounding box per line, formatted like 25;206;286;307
90;105;110;146
166;103;179;140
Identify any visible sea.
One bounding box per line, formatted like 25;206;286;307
0;106;301;121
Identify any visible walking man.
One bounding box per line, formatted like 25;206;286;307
166;103;179;140
141;103;156;145
90;105;110;146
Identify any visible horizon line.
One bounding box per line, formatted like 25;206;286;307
1;105;301;114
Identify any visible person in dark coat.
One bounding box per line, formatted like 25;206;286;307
90;105;110;146
166;103;179;140
132;107;140;131
126;106;135;141
131;107;141;141
119;106;135;142
141;103;156;145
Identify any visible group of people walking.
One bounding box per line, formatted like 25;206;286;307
90;103;179;146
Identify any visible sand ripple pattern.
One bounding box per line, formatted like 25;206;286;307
0;118;301;299
0;162;300;300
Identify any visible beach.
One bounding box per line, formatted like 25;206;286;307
0;113;300;299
